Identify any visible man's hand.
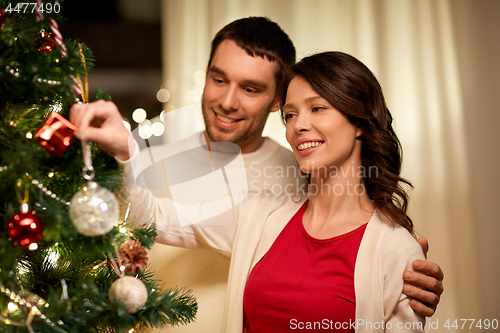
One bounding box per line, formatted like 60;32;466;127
70;100;131;160
403;237;444;317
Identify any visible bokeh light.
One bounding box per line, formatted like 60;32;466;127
138;120;152;139
132;108;147;123
193;70;205;84
138;125;152;139
151;120;165;136
122;120;131;133
156;88;171;103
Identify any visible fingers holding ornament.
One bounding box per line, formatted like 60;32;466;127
69;139;119;237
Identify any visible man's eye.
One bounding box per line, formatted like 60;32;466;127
213;78;224;84
245;87;258;93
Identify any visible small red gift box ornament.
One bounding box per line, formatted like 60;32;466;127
36;112;79;157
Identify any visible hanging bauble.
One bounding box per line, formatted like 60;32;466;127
0;7;5;30
36;35;58;54
108;276;148;314
8;203;43;247
69;181;119;236
36;112;78;157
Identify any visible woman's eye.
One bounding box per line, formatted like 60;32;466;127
312;106;325;112
284;113;295;122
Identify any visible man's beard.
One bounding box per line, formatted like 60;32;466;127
202;100;245;144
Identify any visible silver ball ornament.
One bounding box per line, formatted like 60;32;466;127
109;276;148;314
69;181;119;236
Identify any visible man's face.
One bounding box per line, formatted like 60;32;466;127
202;39;280;154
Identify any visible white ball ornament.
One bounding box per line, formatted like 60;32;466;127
69;181;119;236
109;276;149;314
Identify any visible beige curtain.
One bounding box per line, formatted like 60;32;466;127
149;0;499;331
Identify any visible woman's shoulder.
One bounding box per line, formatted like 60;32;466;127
367;211;423;257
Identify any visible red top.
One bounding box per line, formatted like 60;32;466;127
243;201;367;332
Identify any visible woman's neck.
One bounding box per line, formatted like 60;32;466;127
303;162;375;239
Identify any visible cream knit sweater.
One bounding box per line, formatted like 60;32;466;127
119;143;425;333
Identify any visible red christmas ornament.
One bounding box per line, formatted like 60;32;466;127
36;35;58;54
8;204;44;247
0;7;5;30
36;112;79;157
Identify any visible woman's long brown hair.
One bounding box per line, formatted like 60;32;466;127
281;51;414;234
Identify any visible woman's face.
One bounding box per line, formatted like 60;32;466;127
283;76;362;175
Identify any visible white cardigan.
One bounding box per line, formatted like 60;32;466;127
119;158;425;332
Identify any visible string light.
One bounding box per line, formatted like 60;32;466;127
0;285;61;329
30;178;70;206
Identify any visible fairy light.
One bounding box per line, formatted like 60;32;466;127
44;247;60;268
7;302;19;312
0;285;60;329
49;102;63;113
26;132;33;139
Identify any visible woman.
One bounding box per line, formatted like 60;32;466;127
116;52;425;332
242;52;424;332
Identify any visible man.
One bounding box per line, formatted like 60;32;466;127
71;17;443;331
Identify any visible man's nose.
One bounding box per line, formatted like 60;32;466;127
219;85;239;111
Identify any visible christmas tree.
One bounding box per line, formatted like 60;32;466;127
0;1;197;332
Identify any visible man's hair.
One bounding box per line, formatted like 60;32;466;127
208;17;296;94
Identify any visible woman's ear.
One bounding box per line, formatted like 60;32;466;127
356;122;363;138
